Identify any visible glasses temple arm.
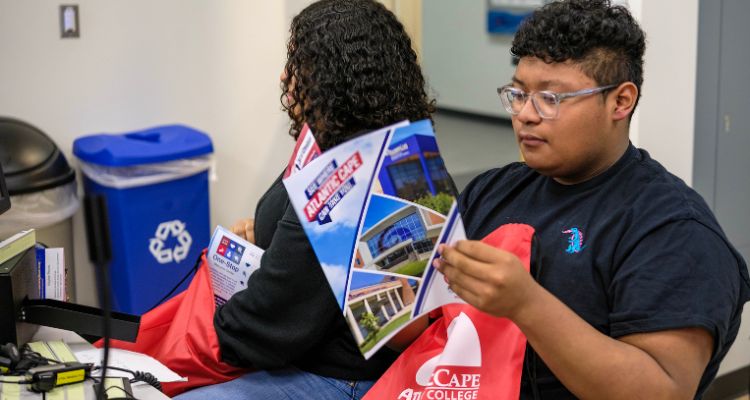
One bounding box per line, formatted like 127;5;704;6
557;84;620;100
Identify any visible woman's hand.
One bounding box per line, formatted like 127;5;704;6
230;218;255;244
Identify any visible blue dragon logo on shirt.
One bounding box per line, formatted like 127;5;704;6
562;227;585;254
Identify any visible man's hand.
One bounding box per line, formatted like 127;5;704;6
230;218;255;244
433;240;540;319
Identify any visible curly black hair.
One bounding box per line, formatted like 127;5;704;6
282;0;435;150
511;0;646;111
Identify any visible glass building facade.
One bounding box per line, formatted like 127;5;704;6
425;155;453;194
387;159;431;200
378;128;454;203
367;212;426;258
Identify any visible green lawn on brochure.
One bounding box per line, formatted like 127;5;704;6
392;260;428;277
359;312;412;354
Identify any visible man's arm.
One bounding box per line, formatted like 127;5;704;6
435;240;713;400
513;284;712;399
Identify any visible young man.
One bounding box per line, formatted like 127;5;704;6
434;1;750;398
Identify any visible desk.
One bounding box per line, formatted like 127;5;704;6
0;326;171;399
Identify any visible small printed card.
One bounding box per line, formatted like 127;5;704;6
206;226;264;306
36;245;66;301
284;123;321;179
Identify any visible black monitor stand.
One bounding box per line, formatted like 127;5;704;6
0;155;139;346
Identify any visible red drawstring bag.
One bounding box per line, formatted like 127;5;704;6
97;251;249;397
364;224;534;400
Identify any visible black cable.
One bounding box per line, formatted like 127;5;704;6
130;369;159;391
84;194;113;400
3;347;60;374
103;384;137;399
96;365;162;392
20;347;61;365
147;253;201;312
97;258;113;400
0;379;33;384
131;371;161;392
96;365;127;374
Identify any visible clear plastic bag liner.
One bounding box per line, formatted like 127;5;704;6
79;155;215;189
0;181;80;239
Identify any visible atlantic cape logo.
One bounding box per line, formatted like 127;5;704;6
303;152;362;224
399;313;482;400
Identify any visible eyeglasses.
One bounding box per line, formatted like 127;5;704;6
497;84;619;119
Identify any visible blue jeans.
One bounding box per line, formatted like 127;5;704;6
173;368;375;400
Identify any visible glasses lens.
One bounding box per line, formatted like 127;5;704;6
532;92;559;119
499;87;524;115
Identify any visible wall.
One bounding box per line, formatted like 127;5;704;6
0;1;294;306
629;0;699;186
380;0;423;58
422;0;516;118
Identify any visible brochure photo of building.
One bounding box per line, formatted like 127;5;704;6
346;269;420;357
372;119;454;216
354;194;445;277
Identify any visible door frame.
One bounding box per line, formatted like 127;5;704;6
692;0;721;207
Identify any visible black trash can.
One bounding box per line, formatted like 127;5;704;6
0;117;79;301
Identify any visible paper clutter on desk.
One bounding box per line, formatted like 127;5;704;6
73;348;186;384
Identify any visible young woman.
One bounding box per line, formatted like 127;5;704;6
176;1;434;399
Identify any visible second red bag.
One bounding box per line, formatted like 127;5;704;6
100;251;249;397
364;223;534;400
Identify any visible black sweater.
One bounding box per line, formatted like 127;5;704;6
214;174;398;380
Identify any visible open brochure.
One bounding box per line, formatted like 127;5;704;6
283;120;469;358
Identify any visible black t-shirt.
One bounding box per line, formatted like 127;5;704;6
458;145;750;399
214;173;398;380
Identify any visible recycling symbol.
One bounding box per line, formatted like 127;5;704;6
149;220;192;264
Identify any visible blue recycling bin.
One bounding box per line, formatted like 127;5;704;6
73;124;213;314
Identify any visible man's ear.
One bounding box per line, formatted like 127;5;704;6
611;82;638;121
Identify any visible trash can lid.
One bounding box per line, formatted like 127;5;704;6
73;124;214;167
0;117;76;195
